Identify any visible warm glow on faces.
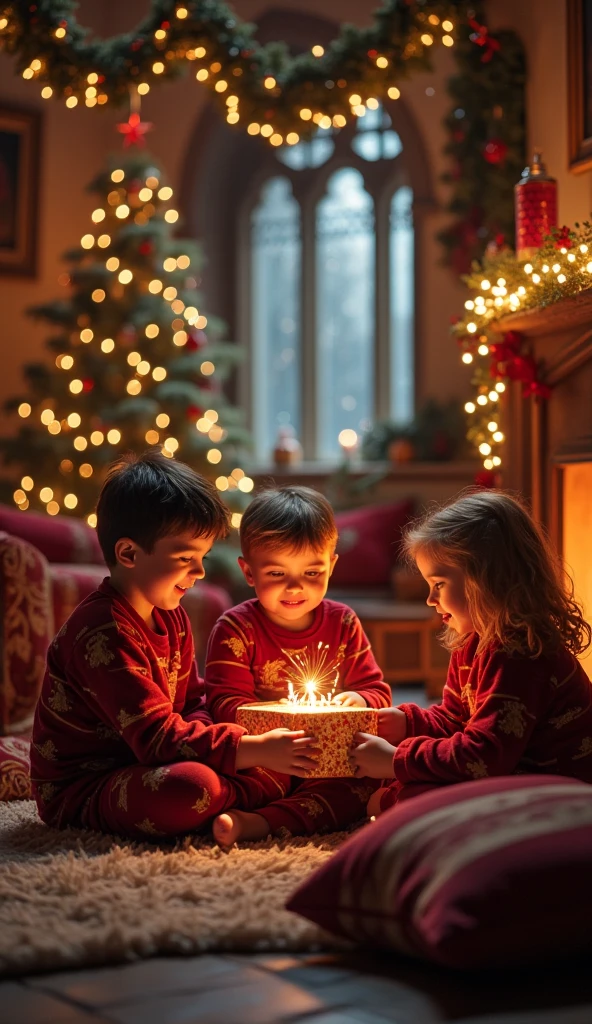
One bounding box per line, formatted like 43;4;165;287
239;543;338;631
415;551;474;637
111;529;215;627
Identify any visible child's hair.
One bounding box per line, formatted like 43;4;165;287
96;450;230;566
403;488;591;658
240;486;338;557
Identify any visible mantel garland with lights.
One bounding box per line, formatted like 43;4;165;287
452;223;592;474
0;0;525;269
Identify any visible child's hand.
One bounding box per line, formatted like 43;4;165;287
377;707;407;744
238;729;320;777
333;691;367;708
349;732;396;779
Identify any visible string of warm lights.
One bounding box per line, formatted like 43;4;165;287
0;1;525;272
452;225;591;471
6;152;252;527
0;0;464;138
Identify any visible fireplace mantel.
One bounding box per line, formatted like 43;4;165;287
499;288;592;550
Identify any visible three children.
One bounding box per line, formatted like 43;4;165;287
32;453;592;845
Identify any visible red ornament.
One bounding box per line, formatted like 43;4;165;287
82;379;94;392
138;240;153;255
468;18;501;62
514;151;558;260
474;469;498;489
188;328;208;349
186;404;203;421
483;138;508;165
116;112;153;148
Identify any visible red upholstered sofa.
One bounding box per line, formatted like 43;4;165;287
0;504;232;738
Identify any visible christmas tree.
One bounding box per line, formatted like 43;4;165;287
2;145;253;570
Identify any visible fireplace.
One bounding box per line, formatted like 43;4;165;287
498;290;592;650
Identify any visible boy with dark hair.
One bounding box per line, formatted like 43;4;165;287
31;453;319;840
206;485;391;846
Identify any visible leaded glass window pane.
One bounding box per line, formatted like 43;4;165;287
316;168;375;458
251;177;302;459
390;186;414;423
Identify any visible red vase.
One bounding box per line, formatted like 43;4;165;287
514;152;557;260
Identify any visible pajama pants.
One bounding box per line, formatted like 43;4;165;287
68;764;378;841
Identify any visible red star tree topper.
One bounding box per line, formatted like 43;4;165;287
116;112;153;148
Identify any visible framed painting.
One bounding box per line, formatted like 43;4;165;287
0;105;41;275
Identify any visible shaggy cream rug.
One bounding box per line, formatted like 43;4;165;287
0;800;349;977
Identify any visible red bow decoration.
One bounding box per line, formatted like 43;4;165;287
489;332;551;399
116;112;153;148
468;18;501;62
554;225;574;250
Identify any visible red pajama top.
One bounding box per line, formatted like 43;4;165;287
394;633;592;785
205;598;391;722
31;579;245;826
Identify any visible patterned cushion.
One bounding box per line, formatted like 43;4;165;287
286;775;592;968
0;532;53;735
0;505;103;565
50;564;107;633
0;736;31;800
330;501;414;588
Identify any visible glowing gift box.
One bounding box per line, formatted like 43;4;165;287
236;702;378;779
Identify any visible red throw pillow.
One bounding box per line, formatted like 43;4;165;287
331;500;413;588
0;505;103;565
286;775;592;968
0;736;31;800
0;532;53;734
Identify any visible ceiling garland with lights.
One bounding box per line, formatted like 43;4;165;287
0;1;525;272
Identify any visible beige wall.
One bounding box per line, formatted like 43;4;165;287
490;0;592;221
2;1;582;441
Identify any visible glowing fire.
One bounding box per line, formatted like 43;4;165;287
282;642;340;707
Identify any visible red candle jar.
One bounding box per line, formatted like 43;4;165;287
514;152;557;261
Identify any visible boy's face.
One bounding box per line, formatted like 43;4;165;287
113;529;215;624
239;543;337;631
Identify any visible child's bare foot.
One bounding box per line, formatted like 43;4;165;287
213;810;271;849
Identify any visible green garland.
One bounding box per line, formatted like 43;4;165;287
0;0;525;268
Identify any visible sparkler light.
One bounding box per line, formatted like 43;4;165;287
282;642;340;706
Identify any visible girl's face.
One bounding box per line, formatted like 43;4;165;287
415;550;474;636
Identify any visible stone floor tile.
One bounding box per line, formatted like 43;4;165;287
27;956;260;1008
0;980;110;1024
101;974;329;1024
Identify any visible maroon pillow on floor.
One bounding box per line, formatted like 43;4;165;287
286;775;592;968
331;501;413;588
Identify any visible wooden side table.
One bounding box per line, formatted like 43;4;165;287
344;597;449;699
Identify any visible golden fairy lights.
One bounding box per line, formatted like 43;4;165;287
0;3;458;144
454;228;592;469
12;159;247;523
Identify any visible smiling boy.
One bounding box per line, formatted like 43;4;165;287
205;486;391;844
31;453;319;840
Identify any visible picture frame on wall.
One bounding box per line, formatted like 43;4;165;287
0;105;41;275
568;0;592;172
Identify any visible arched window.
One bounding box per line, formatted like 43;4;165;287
183;13;432;465
247;105;418;460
